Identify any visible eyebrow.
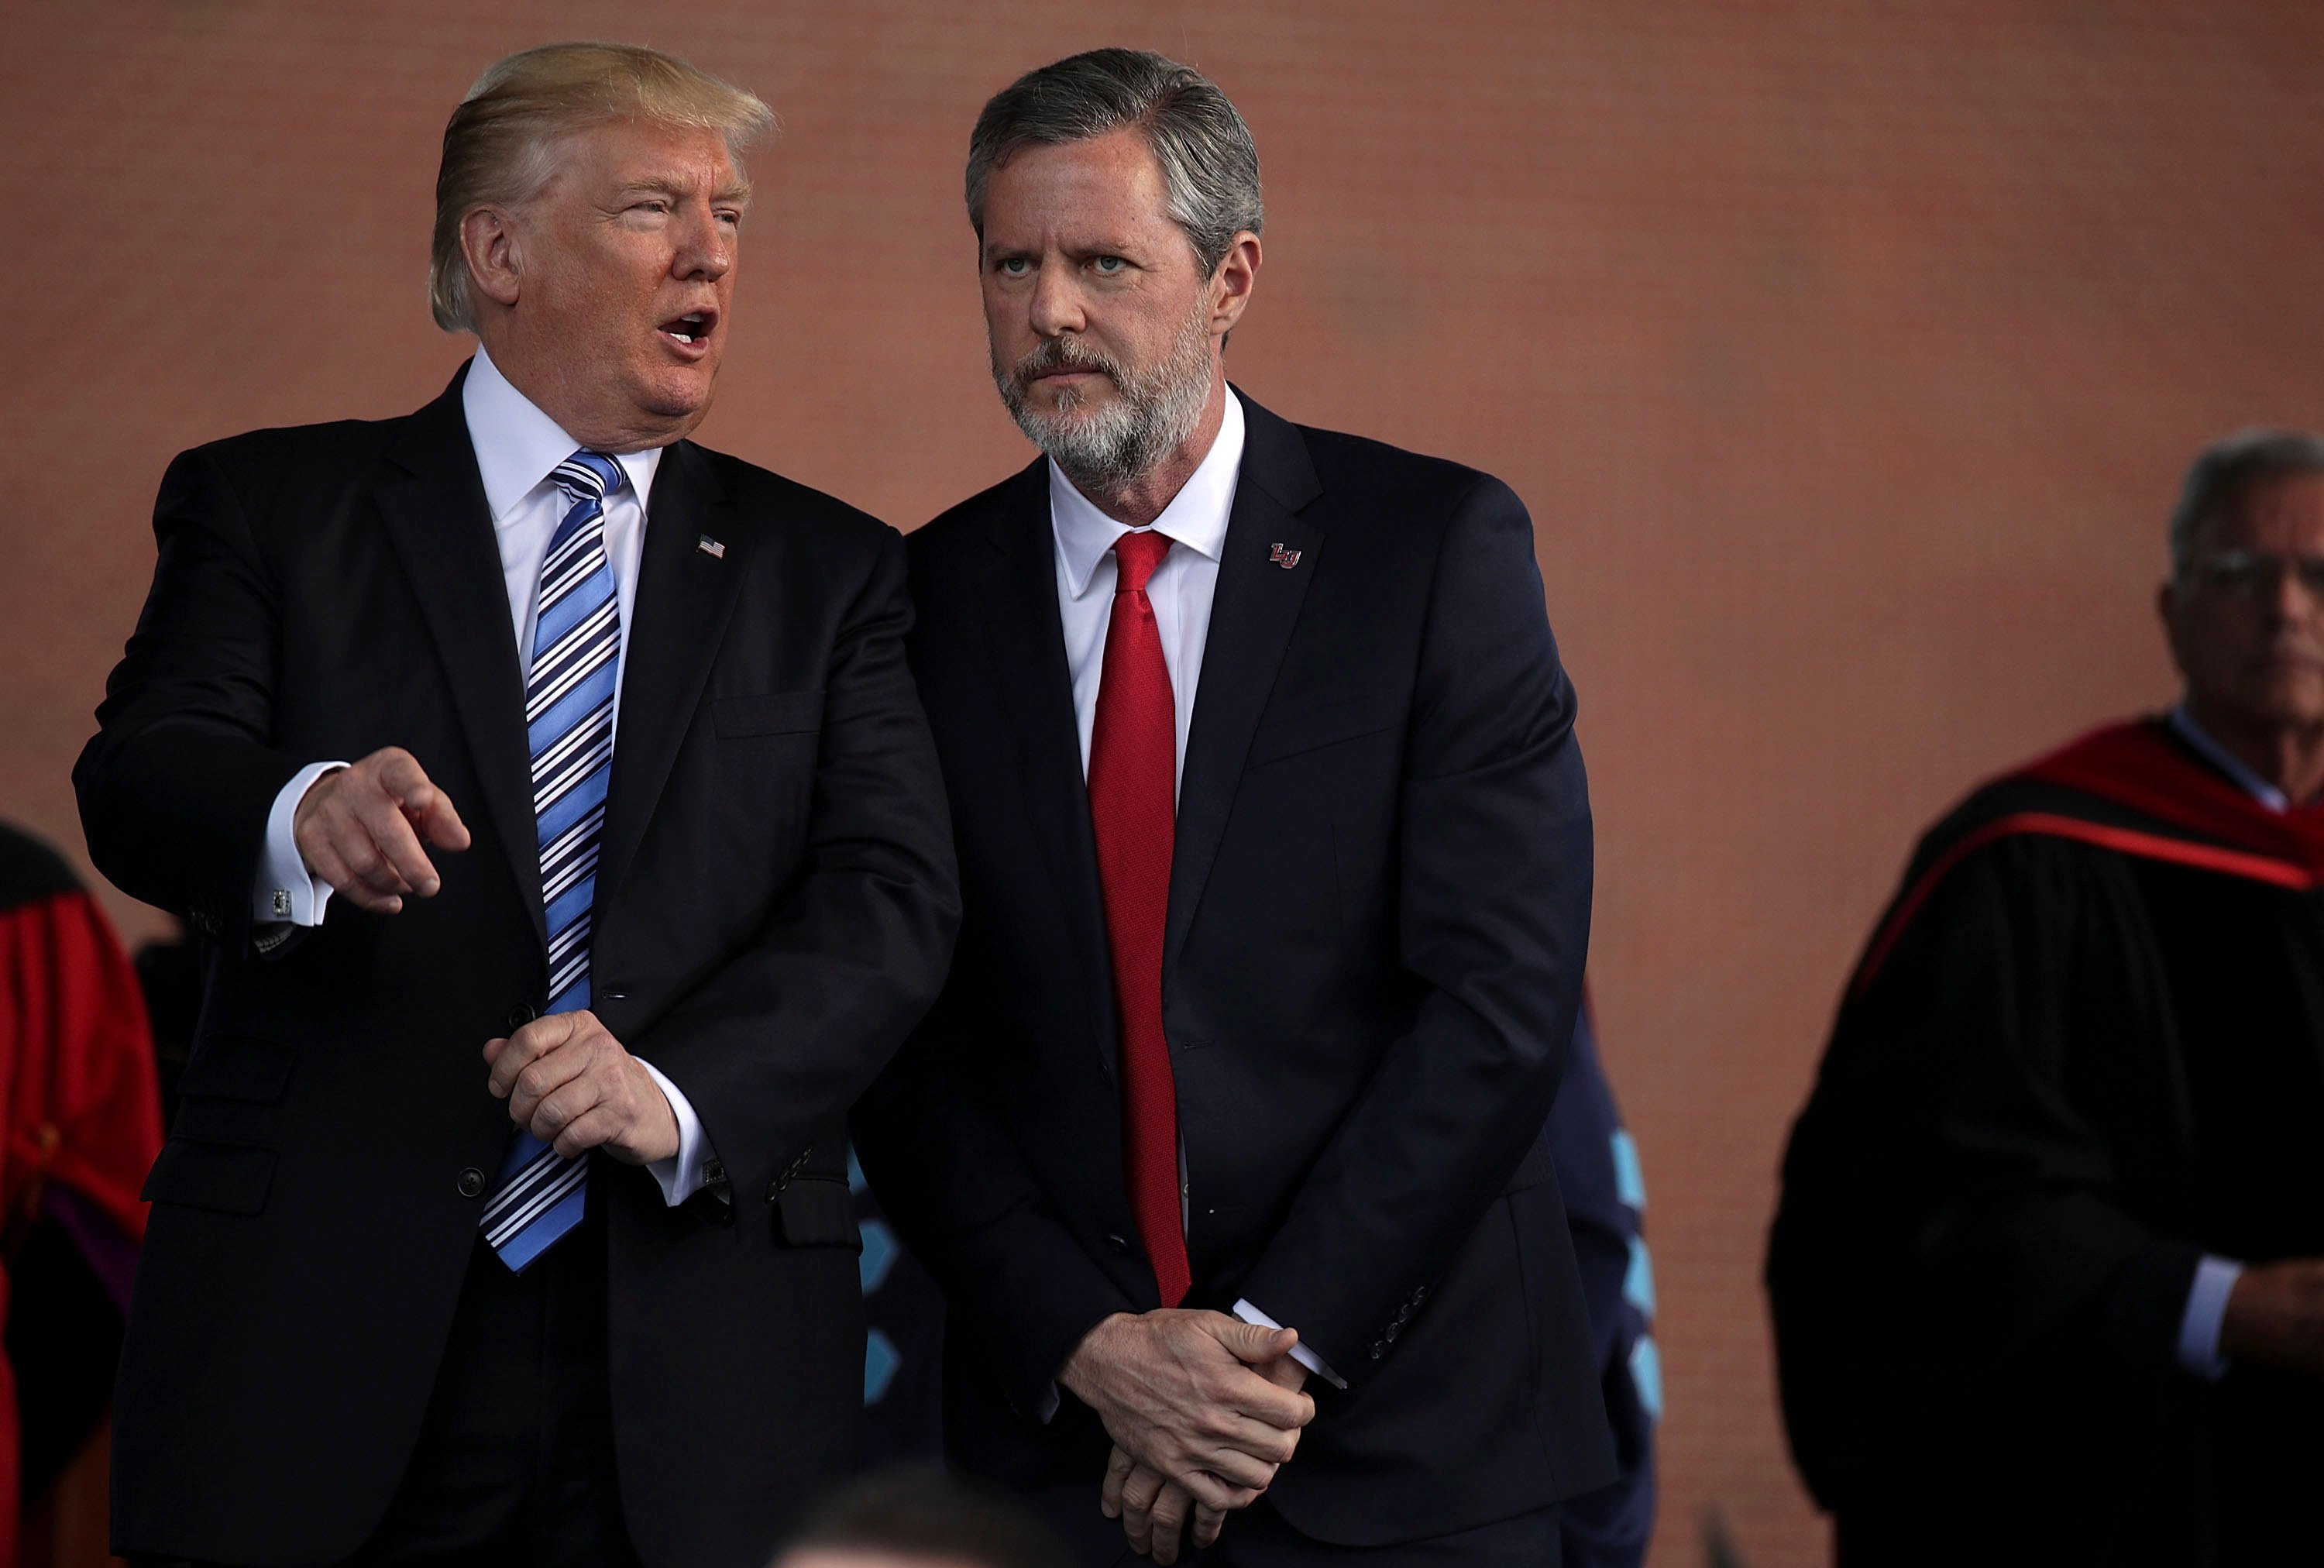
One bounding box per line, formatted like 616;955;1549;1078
617;177;754;210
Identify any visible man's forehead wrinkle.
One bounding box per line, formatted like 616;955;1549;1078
992;232;1147;256
612;173;738;201
610;156;742;192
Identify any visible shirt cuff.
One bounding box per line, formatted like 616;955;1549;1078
253;762;348;927
2175;1254;2243;1381
1233;1297;1347;1391
636;1059;716;1206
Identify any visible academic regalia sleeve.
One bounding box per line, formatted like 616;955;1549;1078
0;854;168;1562
1768;830;2203;1533
3;886;167;1248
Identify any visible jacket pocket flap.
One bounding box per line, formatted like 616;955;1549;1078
142;1140;277;1216
714;690;826;738
774;1176;861;1251
1248;695;1401;767
180;1035;294;1104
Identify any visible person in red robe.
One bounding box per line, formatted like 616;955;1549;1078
0;823;164;1564
1772;430;2324;1565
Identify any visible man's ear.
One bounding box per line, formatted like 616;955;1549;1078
2159;577;2189;674
459;206;524;309
1208;232;1263;338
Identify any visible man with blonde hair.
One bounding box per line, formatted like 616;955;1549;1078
79;41;957;1568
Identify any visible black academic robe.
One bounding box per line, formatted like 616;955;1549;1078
1769;717;2324;1567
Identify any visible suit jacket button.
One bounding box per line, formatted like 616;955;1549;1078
506;1004;538;1031
457;1167;486;1198
1385;1322;1401;1343
1369;1342;1385;1360
1105;1233;1134;1255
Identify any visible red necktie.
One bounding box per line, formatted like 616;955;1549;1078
1087;529;1191;1307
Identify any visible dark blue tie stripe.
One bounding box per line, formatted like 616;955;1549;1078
489;448;624;1273
526;606;620;713
535;561;617;651
534;759;611;849
528;664;619;757
544;871;598;940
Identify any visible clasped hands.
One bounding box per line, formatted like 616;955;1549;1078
296;747;677;1165
1060;1308;1315;1563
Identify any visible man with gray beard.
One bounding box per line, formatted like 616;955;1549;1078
855;48;1612;1566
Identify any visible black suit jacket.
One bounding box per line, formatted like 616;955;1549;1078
74;368;959;1568
855;390;1614;1547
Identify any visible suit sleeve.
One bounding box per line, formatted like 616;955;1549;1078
74;448;305;953
1765;835;2201;1508
1234;474;1593;1383
625;528;962;1200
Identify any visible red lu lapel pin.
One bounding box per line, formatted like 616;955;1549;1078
1269;542;1301;569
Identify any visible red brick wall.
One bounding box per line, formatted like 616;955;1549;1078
12;5;2324;1564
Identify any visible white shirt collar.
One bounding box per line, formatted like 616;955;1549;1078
462;344;664;524
1050;387;1246;599
2168;703;2291;813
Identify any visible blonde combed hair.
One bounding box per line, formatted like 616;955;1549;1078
429;40;776;332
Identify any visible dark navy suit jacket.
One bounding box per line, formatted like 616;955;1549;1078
77;369;959;1568
857;390;1614;1548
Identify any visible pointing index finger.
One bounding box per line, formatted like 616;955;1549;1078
407;788;472;853
378;752;471;853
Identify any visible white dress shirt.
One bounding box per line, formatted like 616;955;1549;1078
1046;390;1343;1389
252;346;713;1204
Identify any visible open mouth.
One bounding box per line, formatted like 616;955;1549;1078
660;311;716;350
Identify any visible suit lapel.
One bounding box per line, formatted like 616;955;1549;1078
1166;392;1325;975
973;462;1120;1070
596;440;749;906
376;370;548;951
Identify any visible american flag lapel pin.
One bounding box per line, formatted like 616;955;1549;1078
696;534;727;560
1269;542;1301;569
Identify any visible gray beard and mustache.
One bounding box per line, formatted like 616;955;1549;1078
992;303;1215;497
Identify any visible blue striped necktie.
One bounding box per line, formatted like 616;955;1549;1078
483;449;624;1272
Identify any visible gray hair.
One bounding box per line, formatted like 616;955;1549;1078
2168;428;2324;579
964;48;1263;278
431;41;775;333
